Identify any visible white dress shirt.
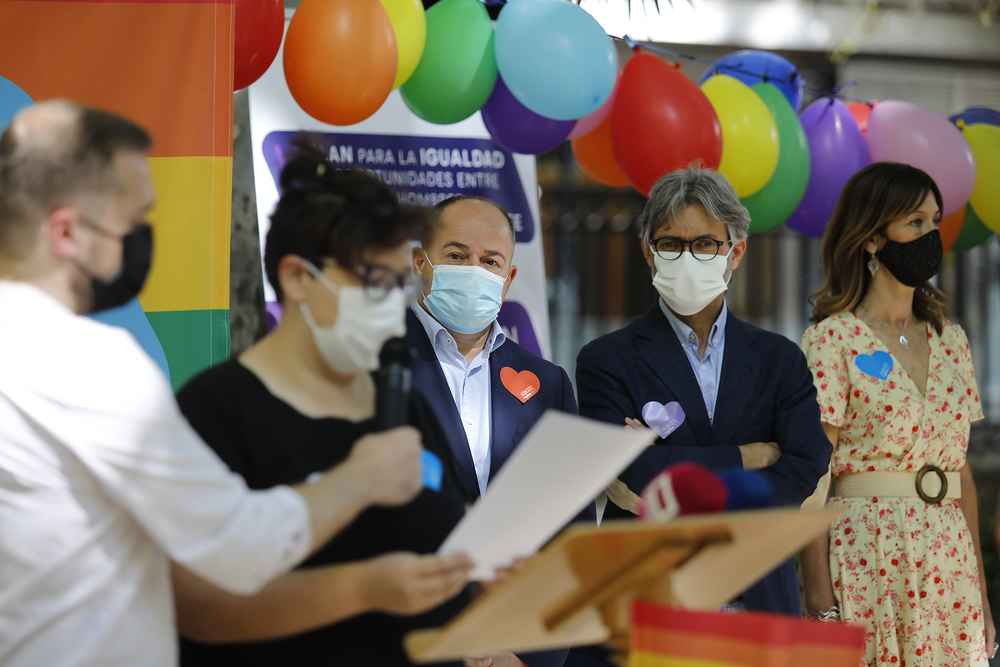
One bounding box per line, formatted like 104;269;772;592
0;282;312;667
413;304;505;496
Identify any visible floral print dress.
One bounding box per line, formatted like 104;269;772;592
801;313;986;667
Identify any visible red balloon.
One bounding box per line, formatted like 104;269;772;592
940;206;964;252
234;0;285;91
572;114;629;187
847;101;872;138
611;53;722;195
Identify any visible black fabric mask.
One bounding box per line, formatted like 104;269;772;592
87;224;154;313
876;229;942;288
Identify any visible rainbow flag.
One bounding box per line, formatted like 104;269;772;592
629;601;864;667
0;0;234;390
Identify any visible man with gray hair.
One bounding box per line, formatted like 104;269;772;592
0;101;436;666
574;166;830;617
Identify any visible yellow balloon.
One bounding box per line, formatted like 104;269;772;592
701;74;779;197
963;123;1000;234
380;0;427;89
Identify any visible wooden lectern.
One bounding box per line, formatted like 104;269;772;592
405;507;841;663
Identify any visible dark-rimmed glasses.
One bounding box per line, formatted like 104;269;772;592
301;254;422;303
650;236;731;261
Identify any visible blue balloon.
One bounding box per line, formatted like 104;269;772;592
949;107;1000;128
0;76;35;132
700;50;803;113
494;0;616;121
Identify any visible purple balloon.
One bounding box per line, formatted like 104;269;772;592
785;97;871;238
481;74;574;155
867;100;975;217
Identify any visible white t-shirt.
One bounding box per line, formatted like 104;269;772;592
0;282;311;666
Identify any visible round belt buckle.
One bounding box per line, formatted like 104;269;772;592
915;464;947;504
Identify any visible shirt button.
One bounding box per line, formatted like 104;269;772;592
708;411;713;419
700;363;707;370
713;337;718;344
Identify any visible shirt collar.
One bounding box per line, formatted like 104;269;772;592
658;298;728;350
411;302;506;354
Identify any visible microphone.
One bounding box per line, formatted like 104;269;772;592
637;463;774;522
374;337;443;492
638;463;727;521
375;337;415;431
716;468;774;511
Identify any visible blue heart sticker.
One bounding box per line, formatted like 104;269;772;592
420;450;443;492
855;350;893;381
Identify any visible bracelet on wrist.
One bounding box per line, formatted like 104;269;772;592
808;605;840;622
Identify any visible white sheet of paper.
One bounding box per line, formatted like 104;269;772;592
438;411;656;579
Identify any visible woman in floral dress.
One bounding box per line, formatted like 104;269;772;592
799;162;994;666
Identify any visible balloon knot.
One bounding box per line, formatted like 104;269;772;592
956;118;967;129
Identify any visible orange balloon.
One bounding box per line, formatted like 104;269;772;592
571;114;630;187
283;0;397;126
940;205;965;252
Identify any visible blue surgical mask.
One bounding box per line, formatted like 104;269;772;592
422;253;508;334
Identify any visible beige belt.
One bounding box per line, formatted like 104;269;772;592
833;465;961;503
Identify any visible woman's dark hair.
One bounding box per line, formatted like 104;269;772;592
809;162;945;334
264;138;424;302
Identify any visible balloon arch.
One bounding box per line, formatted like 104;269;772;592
234;0;1000;249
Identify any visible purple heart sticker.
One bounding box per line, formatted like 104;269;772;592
855;350;893;381
641;401;686;439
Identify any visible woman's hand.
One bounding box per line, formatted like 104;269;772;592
346;427;425;507
361;551;473;616
983;593;996;659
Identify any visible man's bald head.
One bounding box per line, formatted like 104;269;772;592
0;100;151;259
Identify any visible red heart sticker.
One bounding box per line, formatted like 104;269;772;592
500;367;539;404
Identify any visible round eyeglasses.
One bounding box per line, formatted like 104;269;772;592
301;254;422;303
650;236;731;261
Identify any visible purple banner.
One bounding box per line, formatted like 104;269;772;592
262;131;536;243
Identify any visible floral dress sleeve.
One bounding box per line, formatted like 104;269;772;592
800;318;851;428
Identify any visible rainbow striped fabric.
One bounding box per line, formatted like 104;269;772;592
629;601;865;667
0;0;233;390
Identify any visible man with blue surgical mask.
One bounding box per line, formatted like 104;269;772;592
572;167;830;636
410;195;589;667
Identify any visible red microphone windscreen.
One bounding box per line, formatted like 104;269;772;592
638;462;728;522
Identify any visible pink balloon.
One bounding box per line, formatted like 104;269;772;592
866;100;976;217
568;68;620;139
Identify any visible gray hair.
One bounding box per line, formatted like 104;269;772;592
638;166;750;243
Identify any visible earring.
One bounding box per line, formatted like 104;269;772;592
867;254;878;276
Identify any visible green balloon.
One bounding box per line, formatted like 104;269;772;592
399;0;497;125
952;204;996;251
740;83;810;233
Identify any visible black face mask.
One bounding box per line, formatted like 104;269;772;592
87;224;154;313
876;229;943;288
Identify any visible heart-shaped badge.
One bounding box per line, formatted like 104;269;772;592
855;350;893;381
641;400;686;439
500;367;539;404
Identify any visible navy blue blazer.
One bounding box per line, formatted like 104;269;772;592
406;309;589;667
574;302;831;615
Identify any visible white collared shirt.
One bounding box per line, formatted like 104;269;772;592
413;304;505;496
0;281;312;667
659;299;728;424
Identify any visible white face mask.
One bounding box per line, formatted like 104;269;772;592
651;245;733;317
300;261;407;374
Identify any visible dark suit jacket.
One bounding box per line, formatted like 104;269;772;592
574;302;831;615
406;309;590;667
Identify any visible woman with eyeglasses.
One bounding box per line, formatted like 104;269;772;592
170;142;474;666
800;162;994;665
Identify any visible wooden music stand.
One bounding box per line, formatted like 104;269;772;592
405;507;841;663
